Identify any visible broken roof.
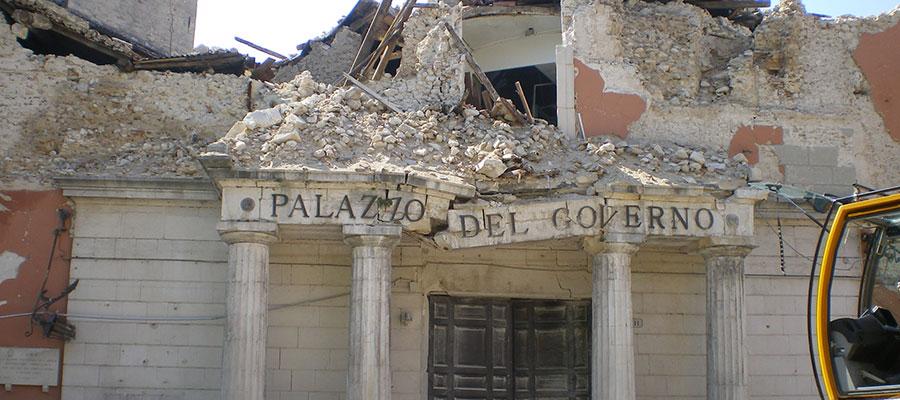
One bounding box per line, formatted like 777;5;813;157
0;0;255;74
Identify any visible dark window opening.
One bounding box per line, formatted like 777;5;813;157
467;65;557;126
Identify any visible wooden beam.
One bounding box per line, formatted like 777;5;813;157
342;72;403;113
514;81;534;124
366;0;416;80
234;36;287;60
348;0;394;80
372;0;416;80
687;0;770;9
443;21;527;125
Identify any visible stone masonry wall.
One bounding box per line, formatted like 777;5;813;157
0;18;270;189
562;0;900;195
59;197;863;400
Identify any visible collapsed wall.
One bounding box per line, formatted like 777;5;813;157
563;0;900;194
0;17;273;189
2;0;898;200
366;4;467;112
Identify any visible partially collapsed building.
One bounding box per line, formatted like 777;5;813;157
1;0;899;399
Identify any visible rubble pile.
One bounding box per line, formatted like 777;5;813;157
210;69;750;193
273;27;363;84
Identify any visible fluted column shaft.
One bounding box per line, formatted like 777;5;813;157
218;222;278;400
343;224;401;400
584;238;641;400
701;245;753;400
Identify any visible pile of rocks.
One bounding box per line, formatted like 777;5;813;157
209;68;750;194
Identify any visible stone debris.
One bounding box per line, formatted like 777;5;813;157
208;65;750;195
3;0;897;194
243;108;284;129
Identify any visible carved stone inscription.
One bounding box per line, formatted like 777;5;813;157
221;188;452;233
0;347;59;386
435;197;733;249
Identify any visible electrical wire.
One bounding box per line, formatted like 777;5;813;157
0;292;350;323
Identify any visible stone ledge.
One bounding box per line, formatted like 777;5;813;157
54;176;218;201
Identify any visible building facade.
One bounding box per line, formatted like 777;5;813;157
1;1;899;400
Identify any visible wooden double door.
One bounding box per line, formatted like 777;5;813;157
428;296;591;400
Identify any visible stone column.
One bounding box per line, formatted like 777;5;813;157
217;221;278;400
583;236;642;400
343;224;402;400
700;242;754;400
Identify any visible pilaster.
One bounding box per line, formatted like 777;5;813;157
700;240;754;400
583;235;642;400
343;224;402;400
217;221;278;400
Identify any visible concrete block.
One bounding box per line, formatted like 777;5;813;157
186;324;225;346
647;354;705;376
317;307;349;328
99;365;159;388
308;391;341;400
269;306;321;327
298;328;348;349
784;165;833;185
634;334;704;355
773;145;809;165
291;370;317;391
392;371;421;394
665;376;705;396
268;326;300;348
114;238;160;259
73;211;123;238
267;369;292;391
72;238;117;259
134;323;191;346
121;212;167;239
807;146;839;166
328;349;349;370
832;166;857;185
62;364;100;386
314;370;347;392
164;213;220;241
267;348;280;370
291;265;325;285
281;348;329;370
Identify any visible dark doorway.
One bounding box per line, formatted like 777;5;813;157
428;295;591;400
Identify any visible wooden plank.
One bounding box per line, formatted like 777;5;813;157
368;0;416;80
234;36;287;59
443;21;527;125
687;0;770;9
481;90;494;110
348;0;394;79
514;81;534;123
342;72;403;113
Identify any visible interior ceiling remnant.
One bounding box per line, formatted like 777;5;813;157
463;13;560;73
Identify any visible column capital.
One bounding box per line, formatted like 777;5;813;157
217;221;278;244
699;237;755;258
343;224;402;248
582;234;643;255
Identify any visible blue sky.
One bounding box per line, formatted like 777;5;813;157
194;0;900;60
